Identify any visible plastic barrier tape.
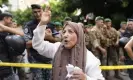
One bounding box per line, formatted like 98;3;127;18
0;62;133;70
100;65;133;70
0;62;52;69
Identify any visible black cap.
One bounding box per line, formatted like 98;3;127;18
0;12;13;20
31;4;42;9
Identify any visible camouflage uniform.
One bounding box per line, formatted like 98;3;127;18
105;27;121;77
85;29;97;52
91;26;107;65
91;26;108;78
106;27;119;64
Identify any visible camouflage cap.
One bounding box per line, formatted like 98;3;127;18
54;22;62;26
85;24;93;28
95;16;104;21
104;18;112;22
64;17;72;21
120;21;127;24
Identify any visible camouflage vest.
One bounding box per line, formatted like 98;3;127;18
106;28;118;46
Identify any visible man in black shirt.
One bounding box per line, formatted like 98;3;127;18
0;12;24;80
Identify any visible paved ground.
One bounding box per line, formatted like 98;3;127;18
106;71;131;80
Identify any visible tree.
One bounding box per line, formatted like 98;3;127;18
63;0;133;17
47;0;69;22
12;0;69;26
0;0;8;6
62;0;133;29
12;8;33;26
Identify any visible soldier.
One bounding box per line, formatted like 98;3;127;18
84;24;93;33
85;27;97;52
91;16;107;60
84;24;97;52
91;16;107;78
104;18;123;79
119;21;127;38
54;22;63;42
63;17;72;24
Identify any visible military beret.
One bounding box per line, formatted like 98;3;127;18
54;22;62;26
95;16;104;21
104;18;112;22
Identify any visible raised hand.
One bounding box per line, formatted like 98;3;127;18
40;5;51;25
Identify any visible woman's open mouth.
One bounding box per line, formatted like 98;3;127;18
64;40;68;44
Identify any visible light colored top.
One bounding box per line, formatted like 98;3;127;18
32;25;105;80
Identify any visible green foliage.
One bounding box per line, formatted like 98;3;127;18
121;0;129;8
0;0;8;5
111;13;127;29
12;8;33;26
63;0;82;13
12;0;70;26
44;0;69;22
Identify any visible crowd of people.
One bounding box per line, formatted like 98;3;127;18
0;3;133;80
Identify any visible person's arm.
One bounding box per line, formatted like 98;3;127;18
22;23;32;48
44;33;59;43
124;37;133;60
94;38;107;56
86;51;105;80
92;38;106;53
26;40;32;48
85;62;105;80
32;22;61;59
116;31;120;46
112;28;119;46
97;46;107;55
85;32;98;49
91;31;107;56
0;24;24;36
26;29;59;48
32;5;61;59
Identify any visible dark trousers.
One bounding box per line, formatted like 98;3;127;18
124;59;133;80
93;49;107;77
0;74;11;80
107;46;118;66
29;56;51;80
107;46;120;76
